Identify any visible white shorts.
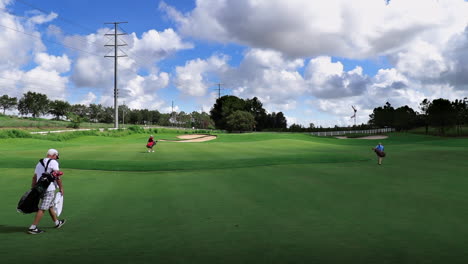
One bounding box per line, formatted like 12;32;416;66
39;191;55;210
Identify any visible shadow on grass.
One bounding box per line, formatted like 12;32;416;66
0;225;27;234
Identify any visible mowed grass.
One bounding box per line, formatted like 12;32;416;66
0;114;113;130
1;132;468;263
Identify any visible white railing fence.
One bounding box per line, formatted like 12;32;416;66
310;128;395;137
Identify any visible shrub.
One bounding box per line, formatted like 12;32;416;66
0;129;32;139
127;125;144;133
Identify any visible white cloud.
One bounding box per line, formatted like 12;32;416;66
174;55;229;96
225;49;306;111
0;8;46;70
78;92;97;105
0;0;12;9
162;105;180;113
128;28;193;67
67;27;190;110
162;0;468;58
304;56;370;98
34;53;71;73
28;12;58;25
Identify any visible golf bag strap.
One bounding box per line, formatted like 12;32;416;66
39;158;53;172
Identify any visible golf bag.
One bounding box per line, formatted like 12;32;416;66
17;159;56;214
374;149;386;158
146;141;156;148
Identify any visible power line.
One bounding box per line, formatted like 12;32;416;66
11;0;112;53
14;0;98;34
5;2;160;73
0;23;103;57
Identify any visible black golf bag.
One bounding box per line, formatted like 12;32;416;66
17;159;57;214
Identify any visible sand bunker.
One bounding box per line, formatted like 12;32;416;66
336;135;388;140
159;134;217;142
177;134;208;140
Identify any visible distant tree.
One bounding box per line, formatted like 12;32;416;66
150;110;161;125
191;111;214;129
70;104;89;121
289;123;304;132
158;113;171;126
17;91;49;118
89;104;104;123
0;94;18;115
176;111;192;128
464;98;468;126
139;109;153;125
393;105;417;131
275;112;287;129
48;100;71;120
419;99;431;134
369;102;395;128
427;98;456;135
452;99;467;136
210;95;247;130
245;97;268;130
226;110;256;132
101;107;114;123
66;112;82;128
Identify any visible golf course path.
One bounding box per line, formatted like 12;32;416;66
159;134;217;142
336;135;388;140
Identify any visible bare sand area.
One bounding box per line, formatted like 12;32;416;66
159;134;217;142
177;134;208;140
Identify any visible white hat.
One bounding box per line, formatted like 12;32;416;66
47;149;59;159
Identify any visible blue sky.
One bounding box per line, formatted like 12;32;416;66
1;0;467;127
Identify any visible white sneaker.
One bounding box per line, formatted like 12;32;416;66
152;150;155;152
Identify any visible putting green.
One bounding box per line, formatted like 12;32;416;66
1;132;467;264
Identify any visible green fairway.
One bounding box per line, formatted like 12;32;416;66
1;132;468;263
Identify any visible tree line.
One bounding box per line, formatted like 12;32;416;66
210;96;287;131
0;92;214;129
369;98;468;135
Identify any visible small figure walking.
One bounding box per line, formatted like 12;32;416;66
373;142;386;165
146;135;157;152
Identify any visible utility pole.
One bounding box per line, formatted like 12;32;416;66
213;83;224;99
104;22;127;129
122;101;126;128
171;100;175;127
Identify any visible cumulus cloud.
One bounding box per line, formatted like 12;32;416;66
228;49;305;110
304;57;370;98
78;92;97;105
65;27;191;109
34;53;71;73
28;11;58;25
0;66;69;100
173;49;307;112
162;0;468;58
0;8;46;70
174;51;371;113
174;55;229;96
165;0;468;124
0;0;12;9
127;28;193;67
440;27;468;90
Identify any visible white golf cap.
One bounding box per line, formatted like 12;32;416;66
47;149;59;157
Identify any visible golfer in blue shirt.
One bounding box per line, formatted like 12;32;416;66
373;143;385;165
